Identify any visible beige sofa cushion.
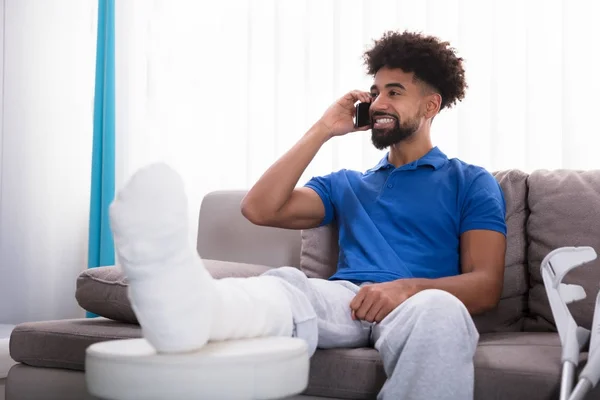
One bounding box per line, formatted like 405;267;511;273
9;318;142;371
299;169;529;333
75;260;273;324
526;170;600;331
13;319;600;400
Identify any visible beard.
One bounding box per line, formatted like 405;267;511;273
370;113;420;150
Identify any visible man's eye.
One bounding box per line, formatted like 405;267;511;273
370;93;378;98
390;91;400;96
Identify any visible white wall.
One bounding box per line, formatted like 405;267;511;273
0;0;97;324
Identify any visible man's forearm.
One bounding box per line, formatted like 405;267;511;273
408;271;502;315
241;122;330;219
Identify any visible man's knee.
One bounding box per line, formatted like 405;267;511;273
380;289;478;347
261;266;309;289
406;289;470;320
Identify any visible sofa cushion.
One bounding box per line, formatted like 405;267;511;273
526;170;600;331
300;169;530;333
75;260;273;324
9;318;142;371
304;348;385;399
13;317;584;400
12;316;600;400
473;332;600;399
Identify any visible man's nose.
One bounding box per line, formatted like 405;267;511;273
370;96;388;112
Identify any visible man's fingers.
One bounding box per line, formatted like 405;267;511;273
374;306;392;324
358;91;371;104
345;90;371;106
360;92;371;104
354;293;377;320
349;289;365;311
365;302;383;323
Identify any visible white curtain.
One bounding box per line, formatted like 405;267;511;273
0;0;97;323
2;0;600;323
116;0;600;242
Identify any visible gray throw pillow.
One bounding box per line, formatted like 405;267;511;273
300;223;338;279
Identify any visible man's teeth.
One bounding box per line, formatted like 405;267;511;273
375;118;394;123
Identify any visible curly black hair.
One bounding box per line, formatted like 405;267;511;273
363;30;467;111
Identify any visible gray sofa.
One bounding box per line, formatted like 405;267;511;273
6;168;600;399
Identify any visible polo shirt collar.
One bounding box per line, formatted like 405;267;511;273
371;146;448;171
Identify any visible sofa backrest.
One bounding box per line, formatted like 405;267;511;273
525;170;600;332
196;170;600;334
197;190;302;268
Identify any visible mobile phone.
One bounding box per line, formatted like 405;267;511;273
354;102;371;128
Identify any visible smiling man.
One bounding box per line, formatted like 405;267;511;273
110;30;507;400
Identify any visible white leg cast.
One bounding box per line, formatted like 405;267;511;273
541;246;597;400
210;276;293;341
110;163;293;354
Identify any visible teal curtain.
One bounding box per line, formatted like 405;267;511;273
87;0;116;317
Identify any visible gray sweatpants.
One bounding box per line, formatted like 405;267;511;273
262;267;480;400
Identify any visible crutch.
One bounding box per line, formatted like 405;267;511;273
568;289;600;400
541;246;597;400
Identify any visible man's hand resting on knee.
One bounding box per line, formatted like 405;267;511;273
349;280;419;323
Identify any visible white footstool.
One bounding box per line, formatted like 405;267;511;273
85;336;309;400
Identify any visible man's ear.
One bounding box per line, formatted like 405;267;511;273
425;93;442;118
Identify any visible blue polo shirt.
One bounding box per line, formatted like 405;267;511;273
304;147;506;284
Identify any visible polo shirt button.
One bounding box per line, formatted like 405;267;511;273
387;184;393;188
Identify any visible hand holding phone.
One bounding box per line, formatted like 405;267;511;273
317;91;372;138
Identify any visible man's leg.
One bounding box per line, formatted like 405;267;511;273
371;289;479;400
110;163;298;353
262;267;371;350
109;162;368;355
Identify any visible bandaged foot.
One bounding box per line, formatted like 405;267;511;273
110;163;293;354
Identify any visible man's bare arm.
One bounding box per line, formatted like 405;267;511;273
241;90;372;230
241;124;330;230
409;229;506;314
350;229;506;322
